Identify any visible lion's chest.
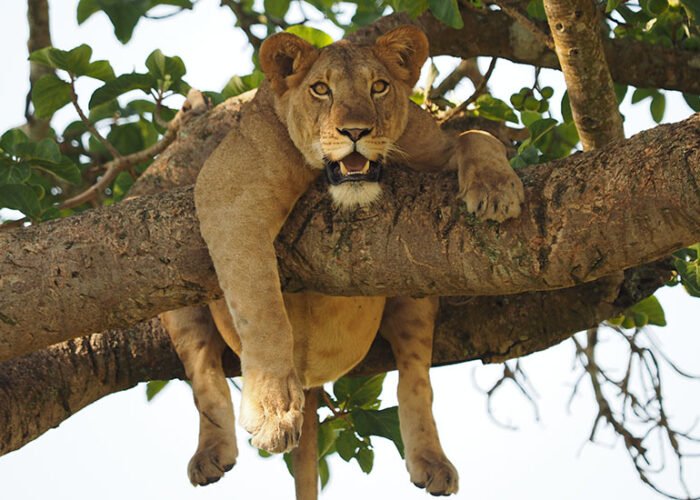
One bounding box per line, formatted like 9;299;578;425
284;293;386;387
209;294;385;388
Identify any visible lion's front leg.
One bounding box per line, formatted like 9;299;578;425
380;297;459;496
453;130;524;222
195;130;317;454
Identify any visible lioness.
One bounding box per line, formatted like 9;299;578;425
161;26;524;495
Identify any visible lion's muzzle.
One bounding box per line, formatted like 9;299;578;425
325;152;382;185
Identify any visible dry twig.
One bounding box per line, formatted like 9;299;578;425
572;328;700;500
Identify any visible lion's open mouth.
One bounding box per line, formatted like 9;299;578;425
325;152;382;185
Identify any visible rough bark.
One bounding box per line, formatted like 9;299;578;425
0;260;670;456
354;11;700;95
543;0;625;149
1;114;699;360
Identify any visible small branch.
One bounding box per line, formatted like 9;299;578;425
430;59;483;99
490;0;555;50
222;0;264;50
572;328;700;500
474;360;540;430
59;89;208;210
69;76;122;160
441;57;498;123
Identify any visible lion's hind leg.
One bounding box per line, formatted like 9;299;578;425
160;306;238;486
380;297;459;496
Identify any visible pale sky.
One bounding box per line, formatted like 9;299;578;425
0;2;699;500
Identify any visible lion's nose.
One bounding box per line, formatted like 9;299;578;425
337;127;372;142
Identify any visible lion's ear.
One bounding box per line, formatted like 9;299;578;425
372;26;429;88
260;32;319;95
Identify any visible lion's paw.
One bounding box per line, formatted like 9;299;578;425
407;450;459;496
239;371;304;454
459;166;524;223
188;442;238;486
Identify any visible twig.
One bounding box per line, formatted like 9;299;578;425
59;89;209;210
430;59;483;99
69;76;122;161
440;57;498;123
473;360;540;430
222;0;264;50
58;124;178;210
571;327;700;500
489;0;555;50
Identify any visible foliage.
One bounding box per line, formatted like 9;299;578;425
258;374;404;486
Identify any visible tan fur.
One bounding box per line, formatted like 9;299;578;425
162;26;524;495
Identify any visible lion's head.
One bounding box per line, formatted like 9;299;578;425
259;26;429;208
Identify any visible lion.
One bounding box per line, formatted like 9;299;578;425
160;25;524;496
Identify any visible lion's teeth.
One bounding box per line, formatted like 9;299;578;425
339;161;348;175
361;160;370;174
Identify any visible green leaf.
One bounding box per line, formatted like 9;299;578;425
285;26;334;48
0;129;30;154
335;429;361;461
355;446;374;474
85;60;116;81
37;158;82;185
146;49;186;81
333;374;385;409
614;83;629;104
684;93;700;112
89;73;154;108
0;184;42;218
428;0;464;29
527;0;547;20
473;94;518;123
98;0;151;44
629;295;667;326
631;87;654;103
146;380;169;401
527;118;558;146
31;74;72;119
77;0;101;23
609;295;667;328
650;92;666;123
319;457;330;489
606;0;622;12
352;407;404;457
221;71;265;99
30;44;92;75
673;246;700;297
390;0;430;18
264;0;291;18
561;91;573;123
0;162;31;185
318;417;344;458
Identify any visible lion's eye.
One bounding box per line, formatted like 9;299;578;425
371;80;389;95
310;82;330;97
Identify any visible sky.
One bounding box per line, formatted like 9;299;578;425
0;2;699;500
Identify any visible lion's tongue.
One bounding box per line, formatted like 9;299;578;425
340;152;369;173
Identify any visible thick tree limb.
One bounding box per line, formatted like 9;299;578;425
0;261;670;456
1;113;699;361
356;11;700;95
543;0;624;148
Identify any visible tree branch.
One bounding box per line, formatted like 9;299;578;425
0;261;671;456
543;0;625;148
354;11;700;95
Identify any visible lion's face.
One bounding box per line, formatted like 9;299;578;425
260;26;429;208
